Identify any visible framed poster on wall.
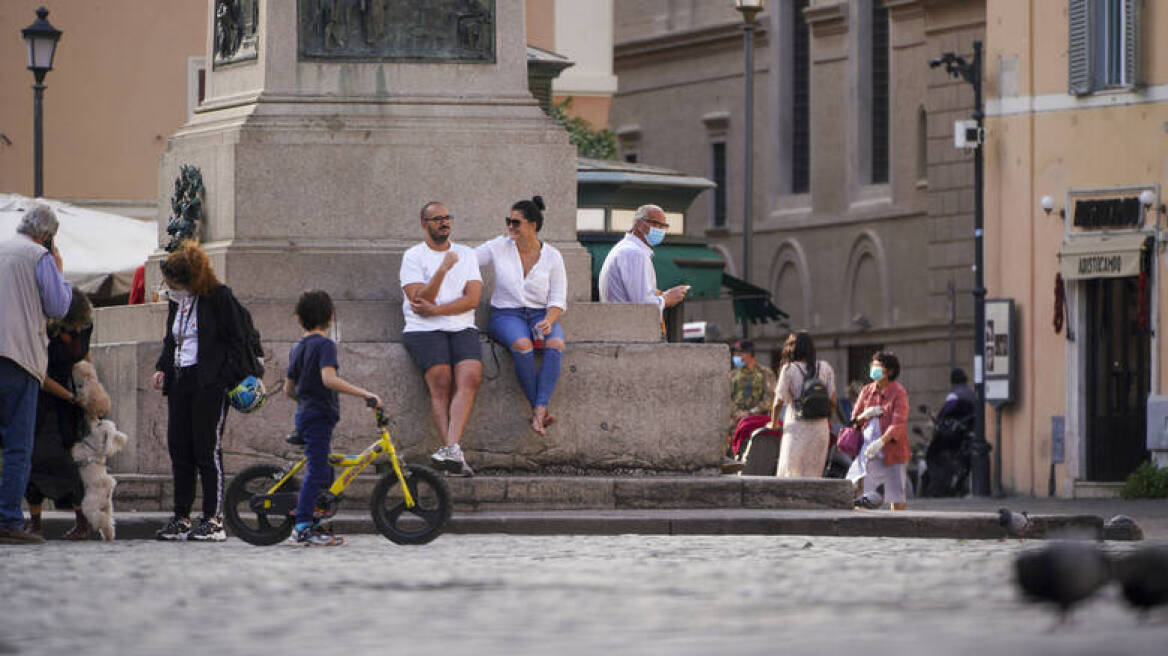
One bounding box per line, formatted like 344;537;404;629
984;298;1016;403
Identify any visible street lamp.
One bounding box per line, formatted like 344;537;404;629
930;41;991;496
22;6;63;199
734;0;763;339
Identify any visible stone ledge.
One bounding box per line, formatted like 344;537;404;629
110;474;854;512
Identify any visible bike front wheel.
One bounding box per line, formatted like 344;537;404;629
370;464;452;545
224;463;300;546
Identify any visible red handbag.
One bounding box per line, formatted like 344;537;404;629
836;426;862;458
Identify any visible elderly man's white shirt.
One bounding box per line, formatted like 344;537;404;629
474;235;567;311
598;232;664;312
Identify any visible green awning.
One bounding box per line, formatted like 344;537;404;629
722;273;788;326
579;235;787;325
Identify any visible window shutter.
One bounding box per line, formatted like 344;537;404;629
1068;0;1092;95
1124;0;1140;88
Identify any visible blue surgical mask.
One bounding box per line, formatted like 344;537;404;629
732;355;745;369
869;365;884;381
646;226;666;246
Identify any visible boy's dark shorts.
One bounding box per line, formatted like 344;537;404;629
402;328;481;372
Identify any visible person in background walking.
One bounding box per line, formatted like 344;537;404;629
770;332;835;478
152;241;248;541
0;205;72;544
475;196;567;435
848;351;910;510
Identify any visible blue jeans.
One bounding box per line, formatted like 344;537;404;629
295;413;336;525
0;358;39;528
488;307;564;409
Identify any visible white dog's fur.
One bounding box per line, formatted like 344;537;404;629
70;361;127;541
71;420;128;540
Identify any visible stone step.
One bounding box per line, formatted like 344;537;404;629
36;509;1113;542
111;473;854;512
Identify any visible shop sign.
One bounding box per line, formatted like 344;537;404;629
984;298;1016;404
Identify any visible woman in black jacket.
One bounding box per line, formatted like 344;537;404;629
151;240;247;542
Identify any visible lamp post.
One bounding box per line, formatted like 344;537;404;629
22;7;63;199
930;41;991;496
735;0;763;339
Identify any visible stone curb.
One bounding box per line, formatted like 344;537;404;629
35;509;1121;542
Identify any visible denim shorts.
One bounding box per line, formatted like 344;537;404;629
402;328;481;372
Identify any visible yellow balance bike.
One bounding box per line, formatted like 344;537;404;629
224;400;452;545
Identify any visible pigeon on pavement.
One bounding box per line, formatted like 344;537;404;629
999;508;1032;539
1014;540;1111;624
1113;544;1168;622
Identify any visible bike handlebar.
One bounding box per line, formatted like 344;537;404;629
367;398;389;427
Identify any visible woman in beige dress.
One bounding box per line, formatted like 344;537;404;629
770;331;836;477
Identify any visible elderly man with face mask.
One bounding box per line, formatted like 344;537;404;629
0;204;72;544
598;204;690;313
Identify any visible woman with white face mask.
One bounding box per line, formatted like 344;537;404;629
847;350;911;510
475;196;568;435
150;241;250;542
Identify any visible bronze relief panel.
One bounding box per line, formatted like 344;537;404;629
214;0;259;68
298;0;495;62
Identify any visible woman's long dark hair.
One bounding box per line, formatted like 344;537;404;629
781;331;816;372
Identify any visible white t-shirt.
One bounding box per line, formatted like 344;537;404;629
598;232;664;312
475;235;567;311
399;241;482;333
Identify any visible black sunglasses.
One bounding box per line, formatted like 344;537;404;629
425;214;453;223
505;218;525;228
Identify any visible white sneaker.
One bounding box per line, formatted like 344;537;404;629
430;444;474;477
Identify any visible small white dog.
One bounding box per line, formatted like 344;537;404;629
71;419;128;541
70;360;126;541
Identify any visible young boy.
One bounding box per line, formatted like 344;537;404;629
285;290;381;547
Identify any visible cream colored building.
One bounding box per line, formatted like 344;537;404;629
985;0;1167;496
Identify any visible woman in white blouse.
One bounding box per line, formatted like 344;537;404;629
475;196;567;434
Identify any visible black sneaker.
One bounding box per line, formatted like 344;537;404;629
188;516;227;542
286;429;304;447
155;516;192;541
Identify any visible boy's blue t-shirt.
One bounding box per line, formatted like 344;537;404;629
287;333;340;423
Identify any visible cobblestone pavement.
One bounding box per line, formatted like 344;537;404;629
1;535;1165;656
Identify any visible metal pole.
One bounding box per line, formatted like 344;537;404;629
969;40;991;496
993;402;1003;496
741;19;755;340
32;78;45;198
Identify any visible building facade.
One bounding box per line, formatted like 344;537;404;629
984;0;1167;496
611;0;984;418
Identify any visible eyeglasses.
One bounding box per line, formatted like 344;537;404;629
640;216;669;229
424;215;453;223
505;218;524;228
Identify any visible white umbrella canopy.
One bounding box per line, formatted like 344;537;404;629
0;194;157;298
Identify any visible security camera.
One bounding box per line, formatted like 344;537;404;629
954;120;983;149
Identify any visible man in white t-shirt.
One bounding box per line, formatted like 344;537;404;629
598;204;689;314
400;201;483;476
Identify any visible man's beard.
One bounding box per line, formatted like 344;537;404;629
428;226;450;244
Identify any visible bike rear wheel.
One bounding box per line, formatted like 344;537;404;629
370;464;452;545
224;463;300;546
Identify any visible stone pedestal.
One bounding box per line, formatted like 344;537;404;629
95;0;730;476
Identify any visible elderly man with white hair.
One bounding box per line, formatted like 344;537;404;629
598;204;689;315
0;204;72;544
